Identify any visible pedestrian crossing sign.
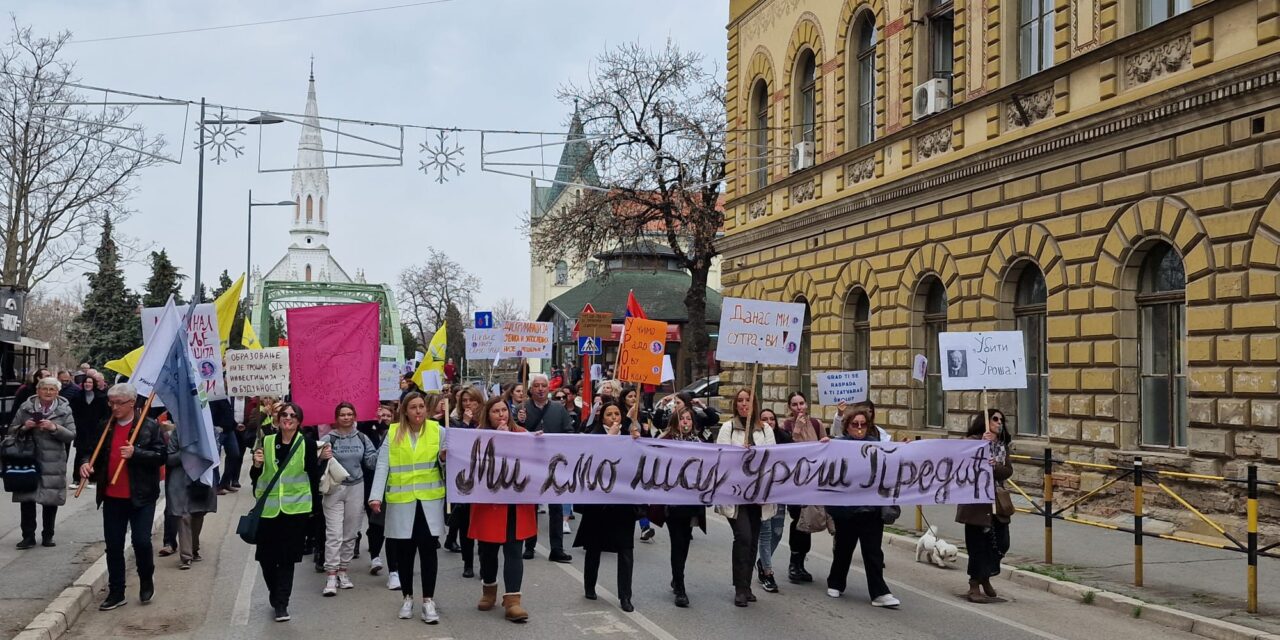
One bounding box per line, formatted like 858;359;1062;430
578;336;602;355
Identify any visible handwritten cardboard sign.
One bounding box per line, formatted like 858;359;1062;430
225;348;290;397
465;328;503;360
500;321;553;359
379;361;402;402
142;303;225;400
578;312;613;339
938;331;1028;391
816;370;868;405
616;317;666;385
716;296;806;366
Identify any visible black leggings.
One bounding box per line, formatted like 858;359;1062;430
259;559;296;608
394;507;438;598
584;547;634;601
667;515;694;586
787;505;812;558
450;505;475;568
479;541;524;592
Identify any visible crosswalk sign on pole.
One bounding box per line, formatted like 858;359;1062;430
578;336;602;356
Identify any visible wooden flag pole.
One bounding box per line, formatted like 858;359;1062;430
107;392;157;488
744;361;761;448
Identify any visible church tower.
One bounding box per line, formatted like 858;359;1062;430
290;63;330;254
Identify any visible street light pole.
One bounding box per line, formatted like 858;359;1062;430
194;98;206;303
245;191;295;302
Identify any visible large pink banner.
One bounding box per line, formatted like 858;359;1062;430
287;302;380;425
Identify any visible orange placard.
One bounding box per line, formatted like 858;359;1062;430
616;317;666;385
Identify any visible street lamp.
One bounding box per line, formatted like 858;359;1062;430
193;99;284;302
246;189;295;301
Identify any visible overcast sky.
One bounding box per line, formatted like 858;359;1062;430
12;0;728;314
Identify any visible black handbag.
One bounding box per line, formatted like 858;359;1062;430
0;432;40;493
237;436;302;545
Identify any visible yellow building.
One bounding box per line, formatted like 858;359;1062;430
722;0;1280;489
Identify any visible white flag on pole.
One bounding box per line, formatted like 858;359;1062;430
132;296;181;397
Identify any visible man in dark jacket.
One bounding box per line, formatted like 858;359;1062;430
518;373;573;563
80;383;166;611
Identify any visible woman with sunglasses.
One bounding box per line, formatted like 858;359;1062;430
251;402;322;622
825;409;898;609
956;409;1013;602
369;391;447;624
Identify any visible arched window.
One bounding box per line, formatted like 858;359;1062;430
294;197;301;220
306;195;314;222
842;289;871;371
319;197;325;222
788;297;814;398
1013;266;1048;436
794;50;817;146
554;261;569;286
920;277;947;428
750;79;770;191
851;15;877;147
1138;243;1187;447
305;264;312;282
585;261;600;279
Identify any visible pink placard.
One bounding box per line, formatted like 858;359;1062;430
287;302;380;425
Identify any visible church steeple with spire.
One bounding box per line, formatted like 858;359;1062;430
290;59;330;247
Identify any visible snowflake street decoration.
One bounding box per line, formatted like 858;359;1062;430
195;108;245;165
419;129;464;184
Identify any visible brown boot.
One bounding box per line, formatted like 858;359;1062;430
980;577;998;598
967;580;989;603
478;583;498;611
502;593;528;622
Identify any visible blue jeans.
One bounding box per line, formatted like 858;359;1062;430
758;508;786;573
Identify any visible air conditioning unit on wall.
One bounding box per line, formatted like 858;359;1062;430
791;141;815;172
913;78;952;120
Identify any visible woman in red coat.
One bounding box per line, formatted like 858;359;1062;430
468;396;537;623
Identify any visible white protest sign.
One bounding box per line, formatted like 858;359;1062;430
142;303;225;400
661;355;674;383
912;354;928;382
421;369;443;392
938;331;1027;391
225;348;290;397
380;345;400;360
379;361;402;401
816;371;868;405
716;297;807;366
500;321;553;359
465;328;503;360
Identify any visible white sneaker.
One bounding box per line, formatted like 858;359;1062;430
69;482;80;490
322;574;337;597
562;521;572;534
421;599;439;624
871;594;900;608
827;588;841;598
387;571;401;591
370;556;384;575
337;572;354;589
397;598;413;619
537;506;547;514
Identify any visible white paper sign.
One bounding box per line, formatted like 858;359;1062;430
142;303;225;400
938;331;1027;391
380;345;400;359
500;321;553;359
661;355;674;383
912;354;928;382
816;371;868;405
421;369;443;392
465;328;503;360
379;361;402;401
225;348;290;397
716;297;807;366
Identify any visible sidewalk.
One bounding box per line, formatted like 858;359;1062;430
917;502;1280;635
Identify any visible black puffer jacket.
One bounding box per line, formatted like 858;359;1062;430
90;417;166;508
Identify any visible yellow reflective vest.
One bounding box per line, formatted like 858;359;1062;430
385;421;445;503
255;434;312;518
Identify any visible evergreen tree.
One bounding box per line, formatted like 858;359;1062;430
141;249;186;307
211;270;234;298
401;322;421;361
70;216;140;366
444;302;465;368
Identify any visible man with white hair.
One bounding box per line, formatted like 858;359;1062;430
80;383;166;611
517;373;573;563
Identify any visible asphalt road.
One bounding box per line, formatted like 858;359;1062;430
57;488;1206;640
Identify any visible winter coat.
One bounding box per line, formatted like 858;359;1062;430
165;431;218;516
955;436;1013;527
827;432;883;520
91;417;166;508
467;425;538;543
713;420;777;521
69;389;108;451
8;396;76;506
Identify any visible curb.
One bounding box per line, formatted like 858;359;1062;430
882;530;1280;640
13;505;165;640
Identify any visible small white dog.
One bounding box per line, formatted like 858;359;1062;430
915;526;959;568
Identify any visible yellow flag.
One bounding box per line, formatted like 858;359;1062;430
105;346;144;377
214;274;245;354
242;317;263;350
412;322;447;389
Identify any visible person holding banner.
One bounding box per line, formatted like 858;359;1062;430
250;402;322;622
652;392;720;442
444;385;483;576
715;389;776;608
518;375;574;564
575;401;642;612
319;402;378;596
368;391;446;625
826;409;899;609
956;409;1013;603
782;391;828;585
757;408;790;594
621;386;657;542
653;405;708;608
469;396;536;623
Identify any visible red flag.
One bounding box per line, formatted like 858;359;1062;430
626;290;646;320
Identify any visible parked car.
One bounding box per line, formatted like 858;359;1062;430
680;375;720;399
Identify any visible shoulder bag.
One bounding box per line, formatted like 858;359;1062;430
237;437;302;545
0;431;39;493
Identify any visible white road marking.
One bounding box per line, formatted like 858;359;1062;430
230;546;258;626
537;544;679;640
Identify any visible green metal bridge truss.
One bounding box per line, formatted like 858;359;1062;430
251;280;402;352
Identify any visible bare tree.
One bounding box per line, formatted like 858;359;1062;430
490;297;522;325
396;247;481;344
0;21;164;291
528;41;725;378
23;287;83;368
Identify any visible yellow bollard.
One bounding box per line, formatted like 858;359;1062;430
1134;457;1144;587
1247;466;1258;614
1044;447;1054;564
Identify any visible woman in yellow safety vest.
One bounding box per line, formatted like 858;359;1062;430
251;401;322;623
369;391;447;625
